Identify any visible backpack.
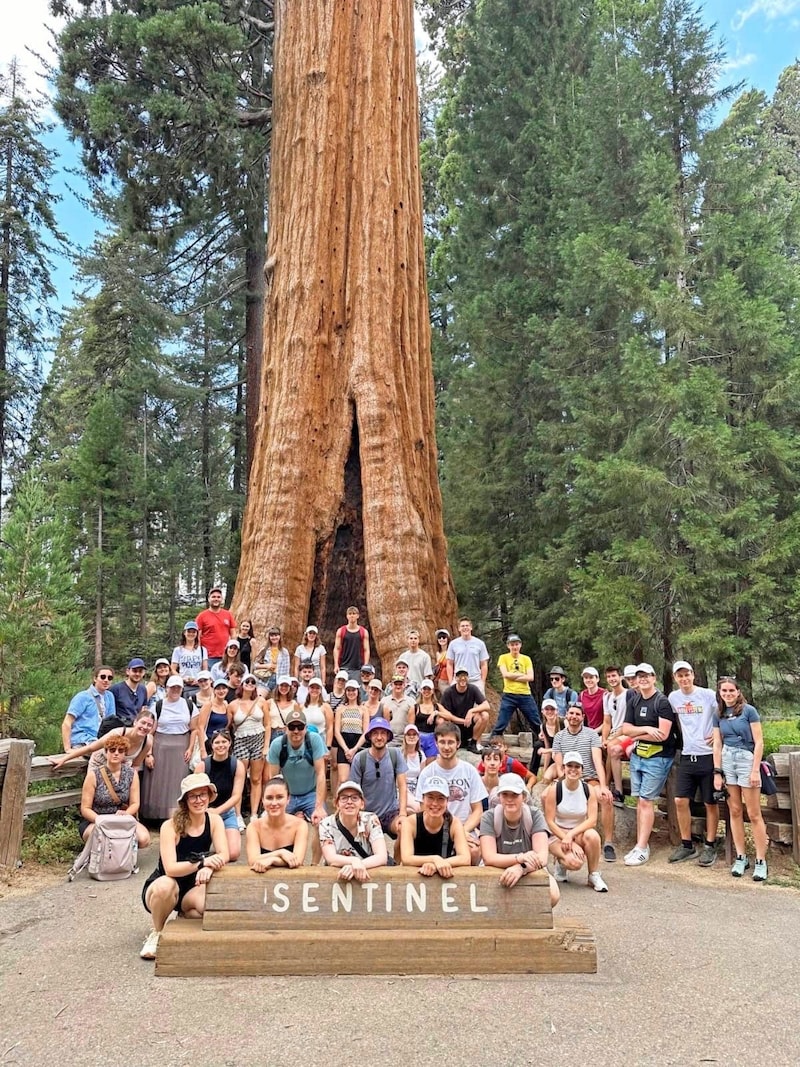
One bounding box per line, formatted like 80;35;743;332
279;732;316;768
98;715;128;738
493;802;535;837
556;780;591;805
353;747;400;777
155;695;196;720
67;814;139;882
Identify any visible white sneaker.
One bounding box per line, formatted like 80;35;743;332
588;871;609;892
553;860;567;882
624;846;650;866
249;813;260;825
140;930;160;960
236;815;245;832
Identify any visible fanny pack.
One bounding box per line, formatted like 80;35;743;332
635;742;664;759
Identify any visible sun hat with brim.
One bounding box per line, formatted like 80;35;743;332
365;717;393;737
635;663;656;675
672;660;693;674
178;773;218;801
421;776;449;797
213;679;229;689
336;670;350;681
542;698;558;710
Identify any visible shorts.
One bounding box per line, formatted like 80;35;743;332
629;752;674;801
219;808;239;830
378;809;400;836
287;790;325;820
232;730;266;761
722;746;756;788
78;818;92;839
141;868;196;915
674;753;715;803
335;731;361;762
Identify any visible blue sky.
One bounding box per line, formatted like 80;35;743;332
2;0;799;314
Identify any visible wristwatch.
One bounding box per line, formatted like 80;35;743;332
518;859;528;871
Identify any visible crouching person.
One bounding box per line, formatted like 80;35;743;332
319;781;388;881
479;773;560;908
400;776;471;878
139;773;229;960
542;752;608;893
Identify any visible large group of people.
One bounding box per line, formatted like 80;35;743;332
51;598;773;960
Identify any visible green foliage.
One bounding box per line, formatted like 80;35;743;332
21;808;81;865
761;720;800;757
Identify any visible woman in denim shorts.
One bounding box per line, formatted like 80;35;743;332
712;678;768;882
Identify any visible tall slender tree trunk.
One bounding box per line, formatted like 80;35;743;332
0;93;13;528
95;501;103;667
233;0;457;674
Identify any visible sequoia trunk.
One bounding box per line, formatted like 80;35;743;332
233;0;457;674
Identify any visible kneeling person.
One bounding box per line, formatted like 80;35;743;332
480;773;559;907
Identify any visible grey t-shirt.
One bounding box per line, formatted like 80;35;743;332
479;806;548;853
349;748;407;819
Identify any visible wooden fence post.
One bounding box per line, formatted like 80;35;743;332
0;739;35;877
789;751;800;867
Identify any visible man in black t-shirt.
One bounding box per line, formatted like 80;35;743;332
621;662;677;867
438;668;491;753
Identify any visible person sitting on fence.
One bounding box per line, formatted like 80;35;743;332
50;708;156;774
319;781;388;881
140;772;229;960
245;776;309;872
479;772;560;907
79;733;151;850
399;776;471;877
542;752;608;893
60;666;116;751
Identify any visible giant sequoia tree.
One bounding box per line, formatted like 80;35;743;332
233;0;457;671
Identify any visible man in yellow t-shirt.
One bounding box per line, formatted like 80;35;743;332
489;635;541;739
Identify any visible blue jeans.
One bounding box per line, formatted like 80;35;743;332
287;790;325;820
492;693;540;734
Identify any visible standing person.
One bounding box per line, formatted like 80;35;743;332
266;675;301;741
319;781;389;880
304;678;334;748
266;708;328;861
201;729;245;862
400;776;471;875
382;673;415;743
211;640;242;683
383;658;419;701
542;753;608;892
295;659;318;707
362;678;386;721
349;717;407;839
438;668;491;754
60;666;115;751
621;663;678;867
333;680;370;785
543;667;578;718
579;667;605;731
195;587;236;668
401;629;433;686
480;772;560;905
445;617;489;692
668;660;720;867
228;673;268;825
195;680;231;757
490;634;540;739
245;776;309;871
432;629;450;696
530;699;563;779
401;724;425;813
139;772;228;960
293;625;327;684
78;734;150;849
412;679;444;757
333;606;370;679
713;677;768;882
110;659;149;726
139;676;196;821
171;621;208;694
415;722;488;862
236;620;254;670
328;669;349;713
146;660;172;709
602;666;636;804
253;626;291;692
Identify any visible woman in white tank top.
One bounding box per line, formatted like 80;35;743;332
542;751;608;893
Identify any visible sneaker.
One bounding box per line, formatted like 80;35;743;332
698;843;717;868
140;930;160;960
730;855;749;877
603;843;617;863
611;789;625;808
669;844;698;863
624;846;650;866
588;871;609;893
249;813;260;825
236;815;245;832
753;859;768;882
466;739;482;754
553;860;567;883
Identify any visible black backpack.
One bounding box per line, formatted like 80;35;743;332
278;732;315;767
97;715;129;738
154;695;196;719
556;779;591;804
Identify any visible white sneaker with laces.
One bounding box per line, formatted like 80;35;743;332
624;846;650;866
140;930;160;960
236;815;245;832
554;860;567;882
588;871;609;892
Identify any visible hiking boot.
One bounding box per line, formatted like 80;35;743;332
553;860;567;882
466;739;482;754
603;843;617;863
140;930;160;960
624;846;650;866
698;843;717;867
588;871;609;893
669;844;698;863
752;859;768;882
730;855;749;877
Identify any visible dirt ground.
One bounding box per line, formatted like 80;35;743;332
1;823;798;1067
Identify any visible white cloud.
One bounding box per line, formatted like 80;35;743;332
733;0;800;31
1;0;63;99
721;52;758;72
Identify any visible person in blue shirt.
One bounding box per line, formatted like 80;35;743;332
110;658;149;725
60;666;116;750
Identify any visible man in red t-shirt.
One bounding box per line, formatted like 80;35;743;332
579;667;605;731
195;587;236;665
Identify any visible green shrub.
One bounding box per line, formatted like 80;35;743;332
761;720;800;757
21;809;81;865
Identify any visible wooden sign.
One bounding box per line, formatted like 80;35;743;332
202;866;553;931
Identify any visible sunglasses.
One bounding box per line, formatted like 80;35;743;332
373;760;382;778
244;680;257;686
106;747;127;754
98;674;114;681
287;724;305;733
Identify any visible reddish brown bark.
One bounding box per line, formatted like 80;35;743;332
233;0;457;676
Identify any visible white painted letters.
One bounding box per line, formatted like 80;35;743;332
406;882;426;912
441;883;458;913
302;882;320;913
469;883;489;913
271;882;290;913
331;882;353;913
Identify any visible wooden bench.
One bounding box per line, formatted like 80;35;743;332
155;866;597;977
